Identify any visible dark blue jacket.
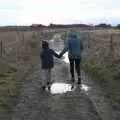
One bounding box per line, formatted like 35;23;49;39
41;41;59;69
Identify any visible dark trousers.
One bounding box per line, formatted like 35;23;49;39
69;59;81;81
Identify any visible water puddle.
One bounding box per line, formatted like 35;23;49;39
52;51;90;94
50;39;55;42
81;84;90;92
50;34;61;43
62;52;69;63
49;82;90;94
50;83;72;94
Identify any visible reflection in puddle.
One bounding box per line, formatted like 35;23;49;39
50;39;55;42
50;83;72;94
50;83;90;94
81;84;90;92
62;52;69;63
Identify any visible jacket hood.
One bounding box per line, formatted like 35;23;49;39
42;41;49;49
68;32;79;38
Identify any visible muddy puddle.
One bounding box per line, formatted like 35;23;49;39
47;82;90;94
50;82;72;94
49;51;91;94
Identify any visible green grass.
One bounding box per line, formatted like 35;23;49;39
82;58;120;111
0;30;55;119
81;29;120;110
0;52;40;119
0;35;40;119
0;36;14;41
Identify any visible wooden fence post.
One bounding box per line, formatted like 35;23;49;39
22;33;24;42
110;34;114;51
0;40;2;57
109;34;115;58
87;33;90;49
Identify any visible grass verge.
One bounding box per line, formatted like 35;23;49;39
0;39;41;120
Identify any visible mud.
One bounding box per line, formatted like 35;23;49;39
11;33;120;120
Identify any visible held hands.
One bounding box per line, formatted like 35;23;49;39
58;53;65;59
58;53;62;58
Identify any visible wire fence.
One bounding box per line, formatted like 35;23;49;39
80;32;120;60
0;31;42;75
0;31;41;58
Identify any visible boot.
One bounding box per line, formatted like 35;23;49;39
47;82;51;91
71;77;75;83
77;76;81;85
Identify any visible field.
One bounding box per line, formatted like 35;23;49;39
0;28;120;118
80;29;120;109
0;30;54;118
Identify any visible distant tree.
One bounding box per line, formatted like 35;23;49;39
49;23;54;27
31;24;45;28
108;24;112;27
95;23;111;28
116;24;120;29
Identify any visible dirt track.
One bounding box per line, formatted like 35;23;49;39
11;33;120;120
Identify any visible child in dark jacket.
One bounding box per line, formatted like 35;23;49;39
40;41;60;90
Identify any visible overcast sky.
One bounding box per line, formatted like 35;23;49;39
0;0;120;26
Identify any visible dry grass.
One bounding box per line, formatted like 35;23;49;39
80;29;120;110
0;30;43;118
0;29;55;118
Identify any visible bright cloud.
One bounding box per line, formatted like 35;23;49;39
0;0;120;26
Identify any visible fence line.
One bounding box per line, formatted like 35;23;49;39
0;40;2;57
81;32;120;60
